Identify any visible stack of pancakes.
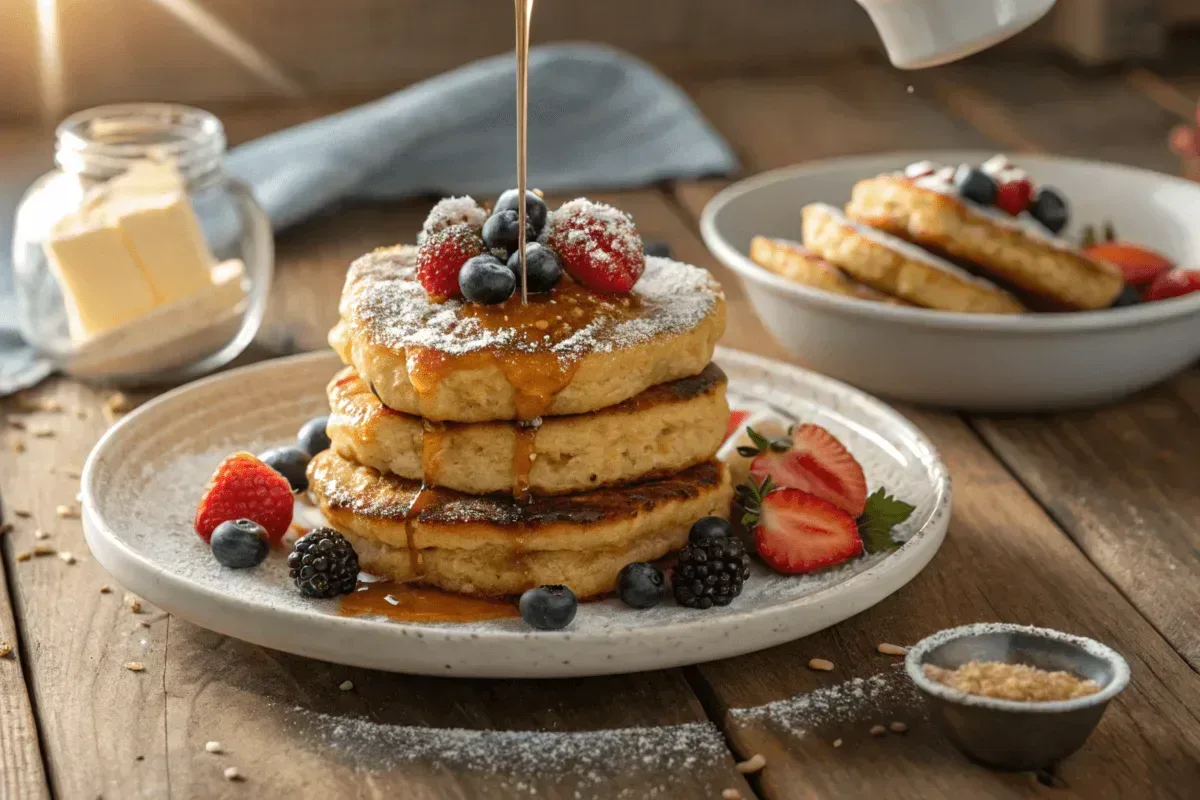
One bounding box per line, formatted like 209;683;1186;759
750;162;1123;313
307;244;734;598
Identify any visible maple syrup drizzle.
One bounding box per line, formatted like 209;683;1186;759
341;581;519;623
512;421;538;501
514;0;534;303
421;420;448;486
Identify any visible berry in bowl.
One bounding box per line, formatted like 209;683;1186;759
701;151;1200;410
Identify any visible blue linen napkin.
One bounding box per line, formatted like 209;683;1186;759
0;43;736;394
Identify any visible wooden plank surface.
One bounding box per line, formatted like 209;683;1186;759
0;499;50;799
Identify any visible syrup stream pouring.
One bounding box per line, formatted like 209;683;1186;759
514;0;534;304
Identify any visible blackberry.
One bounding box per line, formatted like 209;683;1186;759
672;536;751;609
288;528;359;598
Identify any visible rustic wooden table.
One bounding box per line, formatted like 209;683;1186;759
3;57;1200;799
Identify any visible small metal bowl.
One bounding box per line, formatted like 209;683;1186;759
906;623;1130;771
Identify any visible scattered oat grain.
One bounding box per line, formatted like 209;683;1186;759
126;595;144;614
124;662;145;672
15;551;31;562
11;439;25;453
62;469;82;480
13;509;31;518
869;724;887;737
55;504;80;519
735;753;766;774
877;642;908;656
205;741;223;754
832;738;843;748
808;658;835;671
58;551;77;565
889;721;908;734
99;585;112;594
339;680;354;691
0;524;11;537
32;545;56;557
34;529;49;540
31;426;54;438
223;766;242;781
6;417;26;431
721;790;742;800
0;642;11;658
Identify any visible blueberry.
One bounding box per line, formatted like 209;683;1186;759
459;254;516;305
1112;284;1142;308
1030;187;1069;235
954;166;998;206
260;446;311;492
617;562;665;609
506;243;563;294
644;240;671;259
519;584;577;630
688;516;732;546
210;519;270;569
482;210;539;254
297;415;331;456
494;189;548;234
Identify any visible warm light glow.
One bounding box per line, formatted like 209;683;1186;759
149;0;304;97
35;0;64;119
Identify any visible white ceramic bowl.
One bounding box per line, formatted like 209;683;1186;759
701;151;1200;411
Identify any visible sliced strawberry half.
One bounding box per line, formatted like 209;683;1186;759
194;452;294;545
724;410;750;442
747;424;867;516
1085;241;1174;287
1145;267;1200;302
744;482;862;575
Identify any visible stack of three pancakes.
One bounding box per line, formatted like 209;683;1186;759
306;243;734;599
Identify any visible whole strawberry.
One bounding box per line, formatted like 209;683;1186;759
194;452;294;545
416;223;485;300
545;198;645;293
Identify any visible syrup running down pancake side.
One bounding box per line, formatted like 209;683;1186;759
329;246;725;423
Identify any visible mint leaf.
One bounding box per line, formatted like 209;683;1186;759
857;488;916;554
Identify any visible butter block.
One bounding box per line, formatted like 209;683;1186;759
44;215;158;340
114;192;215;304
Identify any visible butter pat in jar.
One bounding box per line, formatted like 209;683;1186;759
13;104;273;384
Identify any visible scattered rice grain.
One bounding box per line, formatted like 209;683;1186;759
735;753;766;774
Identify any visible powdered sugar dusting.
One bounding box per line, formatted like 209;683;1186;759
732;666;923;738
545;198;645;282
291;709;731;797
341;245;720;363
419;196;488;241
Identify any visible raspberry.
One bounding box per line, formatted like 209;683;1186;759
995;179;1034;216
194;453;294;545
545;199;645;293
416;223;485;300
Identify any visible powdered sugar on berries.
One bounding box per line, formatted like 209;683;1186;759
420;196;489;241
545;198;645;293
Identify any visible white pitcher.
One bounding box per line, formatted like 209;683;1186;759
858;0;1056;68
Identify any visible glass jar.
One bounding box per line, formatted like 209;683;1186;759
12;103;273;385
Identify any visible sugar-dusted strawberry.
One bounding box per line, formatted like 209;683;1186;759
1085;241;1174;287
742;424;867;516
416;223;485;300
1145;267;1200;302
741;478;862;575
419;196;488;242
194;452;294;545
994;178;1034;216
545;198;645;293
724;410;750;442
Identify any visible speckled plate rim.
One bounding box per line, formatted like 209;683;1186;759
81;348;951;678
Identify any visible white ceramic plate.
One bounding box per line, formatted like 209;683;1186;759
701;151;1200;410
82;349;950;678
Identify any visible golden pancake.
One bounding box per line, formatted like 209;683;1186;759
802;203;1024;314
306;450;734;599
845;175;1122;311
328;364;729;496
749;235;909;304
330;246;725;422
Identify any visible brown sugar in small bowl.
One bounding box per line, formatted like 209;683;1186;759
905;623;1130;771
